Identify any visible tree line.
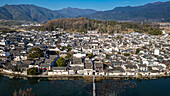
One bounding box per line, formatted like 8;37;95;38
35;17;162;35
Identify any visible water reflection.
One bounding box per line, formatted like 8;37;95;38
27;77;40;85
96;80;137;96
3;77;27;90
49;80;92;96
0;75;169;96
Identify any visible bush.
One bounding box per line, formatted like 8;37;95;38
56;57;66;67
66;45;72;52
61;46;65;50
28;47;44;58
135;48;140;54
148;29;162;35
142;46;147;49
124;53;130;56
88;53;95;59
65;54;71;59
117;52;121;54
27;67;38;75
106;54;110;59
137;73;142;78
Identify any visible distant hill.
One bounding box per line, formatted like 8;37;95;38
0;4;69;23
86;1;170;22
40;17;162;35
56;7;97;17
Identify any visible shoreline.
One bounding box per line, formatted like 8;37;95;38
1;71;169;81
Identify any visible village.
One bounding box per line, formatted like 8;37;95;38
0;29;169;78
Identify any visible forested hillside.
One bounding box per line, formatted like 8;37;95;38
39;17;162;35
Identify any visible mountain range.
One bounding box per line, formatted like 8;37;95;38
56;7;97;17
87;1;170;22
0;4;97;23
0;4;67;23
0;1;170;23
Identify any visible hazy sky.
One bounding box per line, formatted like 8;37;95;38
0;0;169;11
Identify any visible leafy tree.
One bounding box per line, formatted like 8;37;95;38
148;29;162;35
106;54;110;59
142;46;147;49
28;47;44;58
66;45;72;52
56;57;66;67
137;73;142;78
65;54;71;59
124;53;130;56
27;67;38;75
61;46;66;50
135;48;140;54
164;51;166;54
117;52;121;54
88;53;94;59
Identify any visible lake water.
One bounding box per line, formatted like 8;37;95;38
0;75;169;96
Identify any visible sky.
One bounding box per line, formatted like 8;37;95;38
0;0;170;11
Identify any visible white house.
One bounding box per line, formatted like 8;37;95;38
154;49;160;55
48;67;68;75
73;53;86;58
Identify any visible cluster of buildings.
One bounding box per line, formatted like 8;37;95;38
21;23;42;27
0;30;169;77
